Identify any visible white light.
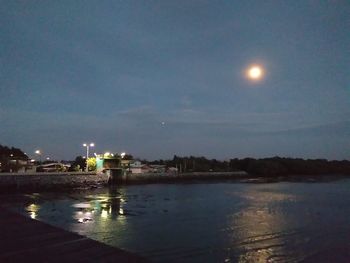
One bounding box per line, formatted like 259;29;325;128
104;152;110;156
101;209;108;219
249;67;262;78
30;211;36;219
83;143;87;147
35;150;41;155
90;143;95;147
121;152;126;158
245;64;264;81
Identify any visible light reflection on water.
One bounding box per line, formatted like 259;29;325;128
229;189;298;263
5;180;350;262
26;203;40;219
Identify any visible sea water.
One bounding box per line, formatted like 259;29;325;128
4;179;350;262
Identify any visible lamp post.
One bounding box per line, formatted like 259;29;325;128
83;143;94;172
35;150;42;163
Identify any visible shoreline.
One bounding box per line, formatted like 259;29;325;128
0;207;148;262
0;171;349;193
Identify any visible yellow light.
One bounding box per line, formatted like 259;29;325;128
26;203;39;219
249;67;261;78
101;209;108;219
246;65;264;81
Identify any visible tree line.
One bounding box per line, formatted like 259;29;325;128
147;155;350;176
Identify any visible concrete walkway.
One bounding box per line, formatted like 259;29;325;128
0;208;149;262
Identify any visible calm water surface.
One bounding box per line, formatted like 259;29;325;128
4;179;350;262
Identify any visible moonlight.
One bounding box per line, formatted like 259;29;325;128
246;65;264;81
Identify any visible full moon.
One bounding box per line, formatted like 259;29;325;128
246;65;264;81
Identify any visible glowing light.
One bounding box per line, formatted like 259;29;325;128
30;211;36;219
119;208;124;215
101;209;108;219
121;152;126;158
246;65;264;81
35;150;41;155
26;204;39;219
73;203;91;209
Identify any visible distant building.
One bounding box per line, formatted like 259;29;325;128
36;163;68;172
1;157;32;173
130;161;143;174
167;167;178;173
149;165;166;173
95;153;121;173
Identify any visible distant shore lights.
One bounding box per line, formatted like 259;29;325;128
83;143;95;172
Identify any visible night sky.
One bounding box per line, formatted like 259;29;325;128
1;1;350;161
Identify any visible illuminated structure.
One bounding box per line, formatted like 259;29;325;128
83;143;94;172
95;153;125;184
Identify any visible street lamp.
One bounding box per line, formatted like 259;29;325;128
35;150;42;163
83;143;94;171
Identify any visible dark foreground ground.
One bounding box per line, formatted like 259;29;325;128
0;208;148;263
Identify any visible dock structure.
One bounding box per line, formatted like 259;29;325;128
0;208;148;262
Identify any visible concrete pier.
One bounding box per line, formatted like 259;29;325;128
0;208;148;262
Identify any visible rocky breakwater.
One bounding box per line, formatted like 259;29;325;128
0;172;108;192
